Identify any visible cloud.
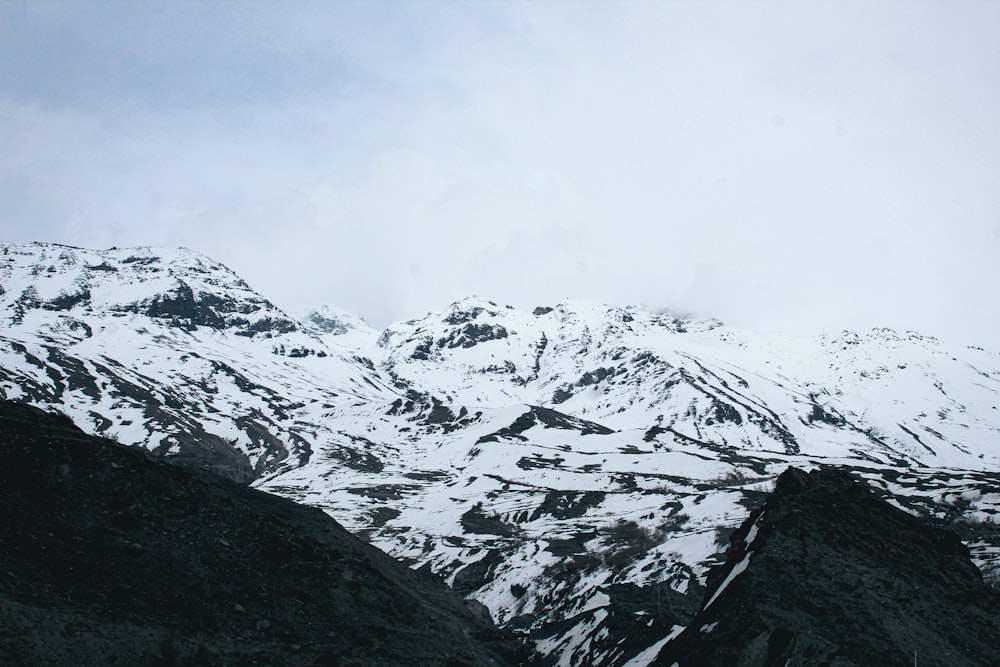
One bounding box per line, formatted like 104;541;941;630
1;1;999;344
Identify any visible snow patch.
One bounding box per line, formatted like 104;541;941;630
703;552;751;611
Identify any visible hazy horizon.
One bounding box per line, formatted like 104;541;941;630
3;1;998;346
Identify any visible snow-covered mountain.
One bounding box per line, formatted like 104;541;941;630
0;242;397;482
3;241;999;666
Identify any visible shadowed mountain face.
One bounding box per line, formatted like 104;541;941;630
0;400;522;667
654;467;1000;667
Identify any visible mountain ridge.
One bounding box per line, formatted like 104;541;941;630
2;241;999;665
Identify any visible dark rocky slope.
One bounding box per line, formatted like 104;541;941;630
0;400;521;667
655;467;1000;666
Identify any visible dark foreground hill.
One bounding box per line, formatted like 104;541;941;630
0;400;521;667
655;467;1000;667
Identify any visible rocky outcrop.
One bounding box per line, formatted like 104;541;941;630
654;467;1000;666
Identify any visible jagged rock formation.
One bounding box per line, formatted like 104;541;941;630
654;467;1000;666
0;400;522;666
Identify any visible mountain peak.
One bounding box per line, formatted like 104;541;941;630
297;304;372;335
1;241;298;338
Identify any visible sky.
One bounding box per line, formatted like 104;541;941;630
1;1;999;346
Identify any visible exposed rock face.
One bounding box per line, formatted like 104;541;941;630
654;467;1000;667
0;400;522;667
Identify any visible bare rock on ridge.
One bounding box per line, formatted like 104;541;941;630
654;467;1000;667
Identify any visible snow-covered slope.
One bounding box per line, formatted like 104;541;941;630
0;242;396;481
379;297;1000;470
268;296;1000;665
3;243;999;666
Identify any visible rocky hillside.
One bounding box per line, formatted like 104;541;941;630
655;467;1000;666
0;399;521;666
3;241;1000;665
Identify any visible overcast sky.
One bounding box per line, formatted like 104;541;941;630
2;1;998;345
